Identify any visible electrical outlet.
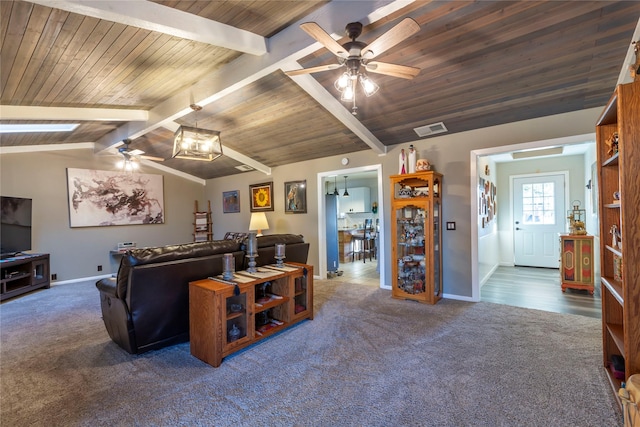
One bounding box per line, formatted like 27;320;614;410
446;222;456;230
51;273;57;280
97;265;102;272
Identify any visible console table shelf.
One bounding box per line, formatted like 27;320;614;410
0;253;50;301
189;262;313;367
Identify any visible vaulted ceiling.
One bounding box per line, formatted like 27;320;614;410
1;1;639;180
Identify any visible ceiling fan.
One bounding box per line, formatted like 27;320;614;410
115;139;164;170
286;18;421;113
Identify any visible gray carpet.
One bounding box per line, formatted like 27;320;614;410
1;277;621;426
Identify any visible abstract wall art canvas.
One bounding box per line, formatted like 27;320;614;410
66;168;164;227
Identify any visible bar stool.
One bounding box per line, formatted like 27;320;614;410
352;220;375;263
363;219;376;261
351;229;365;262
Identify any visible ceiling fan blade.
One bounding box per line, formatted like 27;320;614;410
365;61;420;79
140;154;165;162
285;63;341;76
300;22;348;58
361;17;420;59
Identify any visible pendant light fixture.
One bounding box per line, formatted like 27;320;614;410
333;176;340;196
343;176;350;197
172;104;223;161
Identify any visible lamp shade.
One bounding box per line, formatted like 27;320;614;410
249;212;269;236
172;125;222;161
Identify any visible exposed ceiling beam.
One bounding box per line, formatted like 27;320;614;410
94;0;412;154
0;142;94;154
222;146;271;176
0;105;148;121
285;64;387;155
29;0;267;55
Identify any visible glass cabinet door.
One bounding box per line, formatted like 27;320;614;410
225;291;249;345
396;205;427;294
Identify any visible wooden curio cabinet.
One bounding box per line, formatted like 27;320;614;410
595;80;640;407
390;171;443;304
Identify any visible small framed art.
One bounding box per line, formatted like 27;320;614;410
249;182;274;212
284;180;307;214
222;190;240;213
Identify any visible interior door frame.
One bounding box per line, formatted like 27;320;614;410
510;171;569;267
316;164;385;287
469;133;595;302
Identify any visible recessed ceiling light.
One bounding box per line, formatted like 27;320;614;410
511;147;563;159
0;124;80;133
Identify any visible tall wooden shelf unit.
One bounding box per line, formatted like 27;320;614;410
390;171;443;304
193;200;212;242
595;80;640;405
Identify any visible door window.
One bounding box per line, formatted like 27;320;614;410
521;182;555;225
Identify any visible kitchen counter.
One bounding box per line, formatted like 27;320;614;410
338;230;354;263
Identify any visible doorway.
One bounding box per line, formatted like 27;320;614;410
469;133;597;302
316;164;384;287
512;173;567;268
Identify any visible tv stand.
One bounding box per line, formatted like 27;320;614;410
1;252;25;261
0;253;50;301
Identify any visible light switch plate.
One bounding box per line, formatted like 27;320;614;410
446;222;456;230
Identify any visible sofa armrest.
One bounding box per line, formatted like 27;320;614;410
96;277;117;297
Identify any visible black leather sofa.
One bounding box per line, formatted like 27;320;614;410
96;234;310;354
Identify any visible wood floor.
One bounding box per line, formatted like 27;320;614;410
334;262;601;319
481;266;601;319
330;258;380;286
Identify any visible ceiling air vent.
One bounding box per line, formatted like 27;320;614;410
414;122;448;138
235;164;254;172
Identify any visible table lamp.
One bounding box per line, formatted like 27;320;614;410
249;212;269;236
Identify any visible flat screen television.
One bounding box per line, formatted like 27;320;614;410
1;196;33;259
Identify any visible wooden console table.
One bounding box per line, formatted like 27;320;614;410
189;262;313;367
0;253;50;301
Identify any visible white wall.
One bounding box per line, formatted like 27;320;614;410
476;156;499;286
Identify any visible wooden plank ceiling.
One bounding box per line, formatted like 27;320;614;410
1;0;639;180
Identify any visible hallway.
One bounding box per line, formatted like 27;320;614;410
481;265;601;319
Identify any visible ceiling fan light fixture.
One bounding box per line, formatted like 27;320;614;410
359;74;379;96
335;72;349;91
116;155;140;172
341;82;355;101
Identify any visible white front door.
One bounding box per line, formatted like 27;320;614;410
513;174;566;268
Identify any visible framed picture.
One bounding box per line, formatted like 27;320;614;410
284;180;307;214
66;168;164;227
249;182;274;212
222;190;240;213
